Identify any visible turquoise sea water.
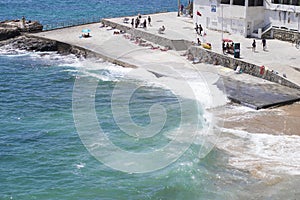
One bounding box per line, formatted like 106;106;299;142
0;52;250;199
0;0;177;25
1;1;299;199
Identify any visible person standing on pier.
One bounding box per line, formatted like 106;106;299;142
148;16;151;26
252;39;256;52
135;17;140;28
199;24;203;36
21;16;26;29
222;41;226;54
195;23;199;34
262;38;266;51
131;18;134;28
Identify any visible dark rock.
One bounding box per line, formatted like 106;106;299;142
0;19;43;33
0;27;20;41
0;36;58;52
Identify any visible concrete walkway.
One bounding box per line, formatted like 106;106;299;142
106;12;300;87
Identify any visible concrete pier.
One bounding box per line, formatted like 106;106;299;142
28;12;300;109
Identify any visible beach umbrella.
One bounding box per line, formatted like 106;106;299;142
82;28;91;33
223;38;233;42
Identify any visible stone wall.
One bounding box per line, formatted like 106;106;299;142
54;39;138;68
270;28;300;42
188;46;300;90
101;19;192;51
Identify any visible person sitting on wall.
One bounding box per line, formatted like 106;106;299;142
197;38;201;46
158;25;165;34
235;65;242;74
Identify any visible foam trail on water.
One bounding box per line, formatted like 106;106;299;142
218;128;300;177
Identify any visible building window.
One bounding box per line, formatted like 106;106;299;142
233;0;245;6
282;0;289;4
271;0;280;3
221;0;230;4
291;0;300;5
272;0;300;5
248;0;264;6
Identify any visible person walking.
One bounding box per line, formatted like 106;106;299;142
199;24;203;36
252;39;256;52
131;18;134;28
194;23;199;34
262;38;266;51
222;41;226;54
148;16;151;26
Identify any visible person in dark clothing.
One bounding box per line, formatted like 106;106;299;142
131;18;134;28
143;19;147;28
199;24;203;36
148;16;151;26
180;4;184;15
135;17;140;28
222;41;226;54
262;38;266;51
197;38;201;45
252;39;256;52
195;23;199;34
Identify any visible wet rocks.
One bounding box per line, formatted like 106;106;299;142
0;27;20;41
0;36;58;51
0;19;43;41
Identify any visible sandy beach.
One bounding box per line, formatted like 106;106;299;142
214;102;300;136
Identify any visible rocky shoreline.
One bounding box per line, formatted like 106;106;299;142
0;35;58;52
0;19;59;52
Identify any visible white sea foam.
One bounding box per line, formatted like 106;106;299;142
0;45;29;56
75;162;85;169
217;128;300;177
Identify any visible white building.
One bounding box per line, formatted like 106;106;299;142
193;0;300;38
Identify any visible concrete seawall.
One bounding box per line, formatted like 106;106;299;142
27;34;138;68
101;19;192;51
187;46;300;90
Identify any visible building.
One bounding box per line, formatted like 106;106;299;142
193;0;300;39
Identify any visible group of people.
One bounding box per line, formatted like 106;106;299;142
194;23;203;36
222;41;234;54
179;0;193;17
130;15;151;29
252;38;267;52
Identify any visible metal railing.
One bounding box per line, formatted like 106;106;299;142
262;22;272;32
42;7;175;31
43;16;101;31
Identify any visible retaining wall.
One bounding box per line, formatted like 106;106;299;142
27;35;138;68
271;28;300;42
101;19;192;51
188;46;300;90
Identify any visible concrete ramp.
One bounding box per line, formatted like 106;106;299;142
171;39;192;51
217;77;300;109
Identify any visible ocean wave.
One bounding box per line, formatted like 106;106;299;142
0;45;29;56
218;128;300;178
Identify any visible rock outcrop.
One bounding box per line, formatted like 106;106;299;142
0;19;43;41
0;27;20;41
0;36;58;51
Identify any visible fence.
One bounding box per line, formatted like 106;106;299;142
42;7;175;31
